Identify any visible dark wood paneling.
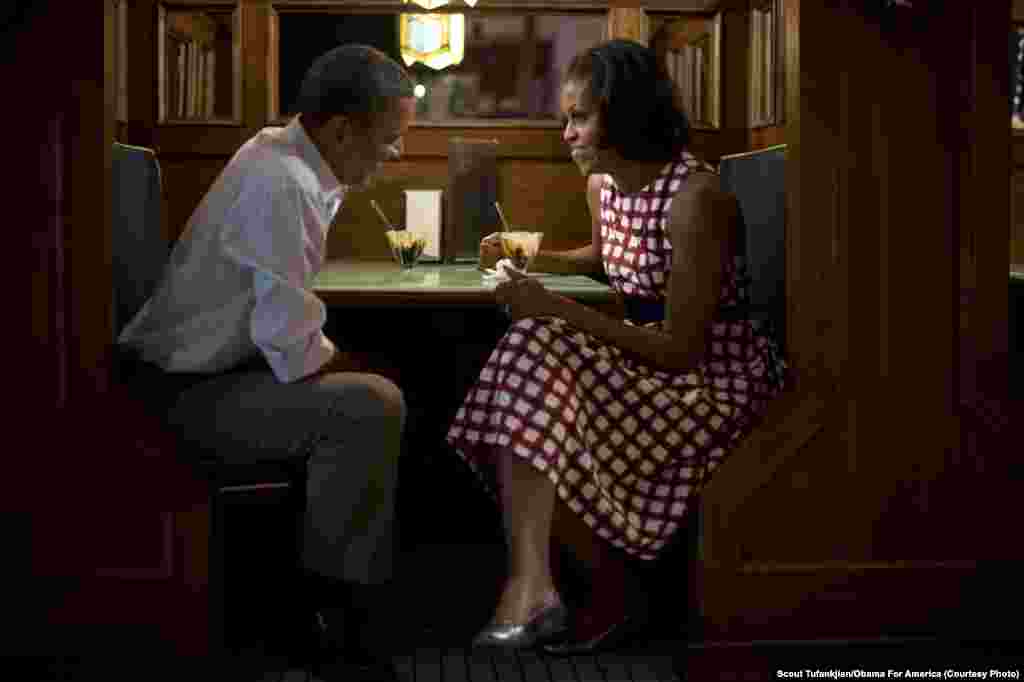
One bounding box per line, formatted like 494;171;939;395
961;1;1012;402
325;158;592;260
12;0;213;659
159;156;232;244
721;8;751;143
243;0;269;128
699;561;999;641
688;128;747;163
154;123;580;160
140;0;760;256
1014;135;1024;268
1014;171;1024;265
402;127;568;160
954;2;1016;575
750;124;784;149
498;160;592;247
154;126;253;156
126;0;157;134
328;160;449;260
152;135;743;256
699;0;1015;642
781;0;827;389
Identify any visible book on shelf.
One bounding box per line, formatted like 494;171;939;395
197;48;205;119
170;39;217;119
751;6;776;125
751;9;764;124
187;42;194;119
166;10;225;120
683;48;693;121
206;50;216;118
176;42;186;119
193;43;201;119
193;42;199;119
695;45;703;122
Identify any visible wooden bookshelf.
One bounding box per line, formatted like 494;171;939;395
157;4;241;124
653;13;722;130
113;0;128;122
750;0;783;127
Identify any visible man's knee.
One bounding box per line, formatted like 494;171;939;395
360;373;406;425
321;372;406;426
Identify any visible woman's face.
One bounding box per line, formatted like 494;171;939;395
560;80;604;176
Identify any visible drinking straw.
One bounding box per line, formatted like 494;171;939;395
494;202;511;232
370;199;395;230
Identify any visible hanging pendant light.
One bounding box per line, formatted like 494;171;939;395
403;0;476;9
399;11;469;70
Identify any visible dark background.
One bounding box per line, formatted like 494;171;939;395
279;13;401;116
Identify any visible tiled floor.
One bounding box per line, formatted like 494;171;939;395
30;647;678;682
19;535;1024;680
21;540;685;681
24;637;1024;681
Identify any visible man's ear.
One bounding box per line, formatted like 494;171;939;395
320;114;351;145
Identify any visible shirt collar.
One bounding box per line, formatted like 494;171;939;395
286;115;345;202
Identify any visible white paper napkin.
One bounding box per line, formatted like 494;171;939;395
480;258;527;284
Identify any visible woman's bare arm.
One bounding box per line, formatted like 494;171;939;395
533;173;734;374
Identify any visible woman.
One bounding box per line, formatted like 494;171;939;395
445;39;787;654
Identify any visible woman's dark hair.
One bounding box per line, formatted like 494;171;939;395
564;39;689;162
293;44;414;129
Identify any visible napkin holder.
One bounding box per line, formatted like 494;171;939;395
403;189;443;262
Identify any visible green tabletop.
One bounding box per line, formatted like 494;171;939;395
1012;265;1024;283
314;260;617;307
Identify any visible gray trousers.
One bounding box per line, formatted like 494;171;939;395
164;366;405;586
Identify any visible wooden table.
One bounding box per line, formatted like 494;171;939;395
313;260;619;308
313;260;621;545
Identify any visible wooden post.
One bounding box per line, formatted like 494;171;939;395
607;7;649;45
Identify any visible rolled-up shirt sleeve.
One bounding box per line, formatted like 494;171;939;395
220;172;336;383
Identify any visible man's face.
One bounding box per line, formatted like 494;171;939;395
318;97;416;188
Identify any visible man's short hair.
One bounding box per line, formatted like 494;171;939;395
564;39;690;163
293;44;414;128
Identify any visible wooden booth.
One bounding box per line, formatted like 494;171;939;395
11;0;1022;667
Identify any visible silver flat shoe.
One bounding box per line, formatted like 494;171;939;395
471;591;569;649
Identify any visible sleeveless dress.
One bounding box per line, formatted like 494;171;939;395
445;150;788;560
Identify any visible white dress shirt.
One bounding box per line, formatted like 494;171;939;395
118;116;347;383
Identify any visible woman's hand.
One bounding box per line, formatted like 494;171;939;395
494;267;562;320
479;232;503;270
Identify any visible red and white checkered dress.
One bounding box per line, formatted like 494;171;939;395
446;150;787;560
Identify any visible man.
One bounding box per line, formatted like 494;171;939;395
118;45;416;681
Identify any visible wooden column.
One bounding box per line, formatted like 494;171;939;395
698;0;1018;643
1013;3;1024;268
607;7;649;45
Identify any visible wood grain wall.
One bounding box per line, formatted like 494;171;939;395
1013;2;1022;265
1014;135;1024;266
699;0;1017;642
750;124;784;149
